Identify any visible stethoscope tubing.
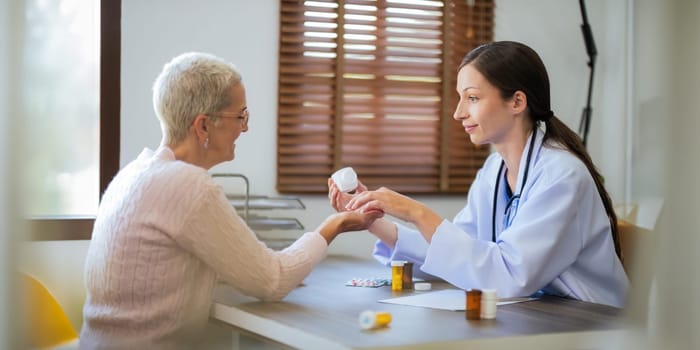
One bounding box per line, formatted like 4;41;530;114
491;126;537;242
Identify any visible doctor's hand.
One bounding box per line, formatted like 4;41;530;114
344;187;416;221
345;187;444;242
327;178;368;213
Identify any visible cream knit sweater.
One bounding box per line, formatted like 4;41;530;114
79;147;327;349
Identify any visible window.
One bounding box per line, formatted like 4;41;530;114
23;0;100;216
26;0;120;240
277;0;493;194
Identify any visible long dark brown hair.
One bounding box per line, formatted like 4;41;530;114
459;41;621;260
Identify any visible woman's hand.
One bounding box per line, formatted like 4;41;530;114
328;178;399;247
327;178;368;213
316;210;384;244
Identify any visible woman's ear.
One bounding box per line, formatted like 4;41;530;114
511;91;528;115
192;114;209;141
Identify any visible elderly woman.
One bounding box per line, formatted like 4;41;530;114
79;52;382;349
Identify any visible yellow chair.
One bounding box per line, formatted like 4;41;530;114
22;273;79;349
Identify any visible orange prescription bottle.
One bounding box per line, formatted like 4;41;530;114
391;261;405;291
402;262;414;289
358;310;392;330
465;289;482;320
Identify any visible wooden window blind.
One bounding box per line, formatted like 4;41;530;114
277;0;493;194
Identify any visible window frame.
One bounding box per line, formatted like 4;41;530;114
29;0;120;241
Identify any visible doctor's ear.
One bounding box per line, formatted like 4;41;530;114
511;91;527;115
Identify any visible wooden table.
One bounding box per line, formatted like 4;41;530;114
212;255;623;349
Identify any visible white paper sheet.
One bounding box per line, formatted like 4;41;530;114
378;289;537;311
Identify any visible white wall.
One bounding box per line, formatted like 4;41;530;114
629;0;670;201
494;0;629;202
121;0;629;259
121;0;280;186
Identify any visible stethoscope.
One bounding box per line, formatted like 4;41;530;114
491;126;537;242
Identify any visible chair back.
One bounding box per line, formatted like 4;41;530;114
617;218;656;324
22;273;79;349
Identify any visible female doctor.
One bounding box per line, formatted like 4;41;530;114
329;41;628;308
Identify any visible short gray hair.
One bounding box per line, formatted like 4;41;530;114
152;52;242;143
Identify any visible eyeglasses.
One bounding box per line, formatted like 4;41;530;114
207;109;249;126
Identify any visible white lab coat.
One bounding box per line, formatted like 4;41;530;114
373;127;629;308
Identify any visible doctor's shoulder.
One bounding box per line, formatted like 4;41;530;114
478;152;504;177
467;152;505;191
534;146;591;185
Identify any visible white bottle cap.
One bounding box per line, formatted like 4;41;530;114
390;260;406;267
481;289;497;299
414;282;432;291
358;310;376;330
331;167;358;193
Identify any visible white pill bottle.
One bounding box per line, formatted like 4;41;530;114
331;167;358;193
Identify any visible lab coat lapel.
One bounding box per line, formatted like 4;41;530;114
513;127;544;198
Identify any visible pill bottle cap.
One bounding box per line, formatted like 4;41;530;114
358;310;376;330
391;260;406;267
481;289;497;299
331;167;358;192
414;282;432;291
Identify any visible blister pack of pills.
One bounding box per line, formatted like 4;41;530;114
345;277;391;288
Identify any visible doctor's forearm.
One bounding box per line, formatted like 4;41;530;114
411;206;443;243
368;218;398;248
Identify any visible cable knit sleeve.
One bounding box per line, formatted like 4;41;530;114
171;182;328;301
